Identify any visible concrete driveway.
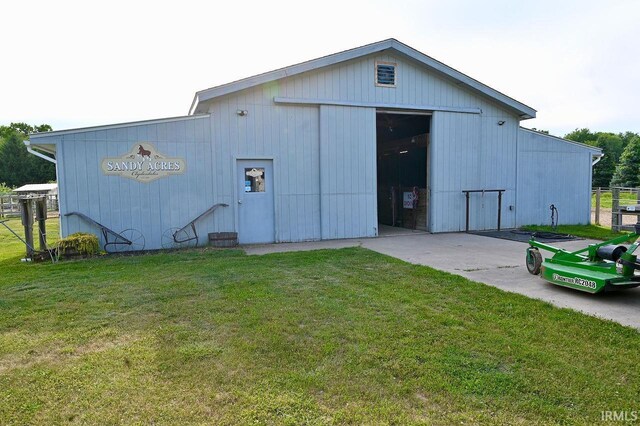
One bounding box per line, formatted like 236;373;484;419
246;232;640;330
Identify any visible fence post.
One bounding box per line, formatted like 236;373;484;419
595;187;601;225
612;187;620;231
19;198;35;257
36;197;48;251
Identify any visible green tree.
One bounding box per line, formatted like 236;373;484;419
0;124;55;187
593;133;625;187
619;131;640;150
564;128;597;146
564;128;633;187
611;136;640;187
0;122;52;139
0;131;33;187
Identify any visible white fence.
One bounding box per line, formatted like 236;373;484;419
0;194;59;217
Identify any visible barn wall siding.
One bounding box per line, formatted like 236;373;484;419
207;100;321;243
516;130;594;226
210;52;524;235
57;116;223;250
208;53;515;121
429;111;518;232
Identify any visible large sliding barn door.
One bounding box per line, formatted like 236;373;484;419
319;105;377;239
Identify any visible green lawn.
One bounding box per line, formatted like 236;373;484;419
0;216;60;261
522;224;629;241
1;218;640;424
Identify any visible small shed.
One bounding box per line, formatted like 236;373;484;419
12;183;59;212
27;39;601;249
13;183;58;196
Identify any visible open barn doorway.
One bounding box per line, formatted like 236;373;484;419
376;111;431;233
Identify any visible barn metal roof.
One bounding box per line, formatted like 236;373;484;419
519;127;603;153
190;38;537;119
29;114;210;139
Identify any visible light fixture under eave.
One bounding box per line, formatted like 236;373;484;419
399;150;408;154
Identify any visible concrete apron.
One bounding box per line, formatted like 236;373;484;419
245;232;640;330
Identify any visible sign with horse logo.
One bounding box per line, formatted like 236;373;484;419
100;143;186;183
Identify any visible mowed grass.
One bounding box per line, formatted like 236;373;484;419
522;224;629;241
1;219;640;424
0;216;59;262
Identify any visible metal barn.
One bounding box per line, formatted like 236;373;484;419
28;39;602;250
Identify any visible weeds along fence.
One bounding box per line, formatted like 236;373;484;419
592;187;640;230
0;194;59;218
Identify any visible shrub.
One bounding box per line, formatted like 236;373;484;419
56;233;100;256
0;182;12;194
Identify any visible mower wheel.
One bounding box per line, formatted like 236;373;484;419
526;248;542;275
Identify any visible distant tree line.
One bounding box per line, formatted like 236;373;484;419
0;123;55;189
564;129;640;188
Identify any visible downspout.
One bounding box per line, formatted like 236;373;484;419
592;153;604;166
24;140;56;164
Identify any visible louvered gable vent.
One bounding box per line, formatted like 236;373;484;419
376;62;396;87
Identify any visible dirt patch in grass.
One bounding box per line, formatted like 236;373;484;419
591;207;640;228
0;333;141;374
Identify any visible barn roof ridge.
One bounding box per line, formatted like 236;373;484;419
190;38;537;119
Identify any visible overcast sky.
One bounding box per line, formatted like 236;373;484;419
2;0;639;137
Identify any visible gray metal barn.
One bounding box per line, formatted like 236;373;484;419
28;39;602;250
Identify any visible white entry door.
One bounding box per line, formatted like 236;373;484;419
237;159;275;244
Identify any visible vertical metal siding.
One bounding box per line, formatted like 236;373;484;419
213;54;523;236
516;129;593;226
273;54;513;115
207;99;321;243
58;117;217;250
430;112;478;232
319;105;377;239
429;110;518;232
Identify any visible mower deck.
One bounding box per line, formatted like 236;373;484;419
526;224;640;294
541;261;640;293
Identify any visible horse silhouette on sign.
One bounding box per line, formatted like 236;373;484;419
137;145;151;159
